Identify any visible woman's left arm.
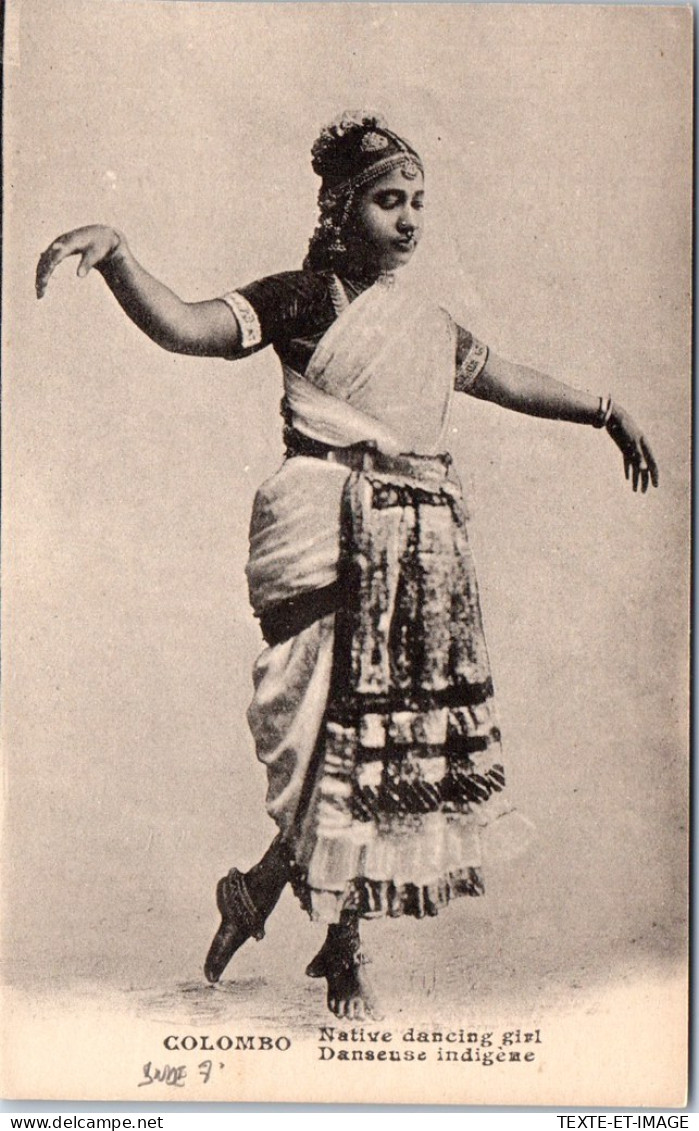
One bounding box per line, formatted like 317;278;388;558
470;351;659;493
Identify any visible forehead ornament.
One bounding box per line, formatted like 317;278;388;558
401;158;420;180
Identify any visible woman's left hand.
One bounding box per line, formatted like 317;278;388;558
606;403;659;493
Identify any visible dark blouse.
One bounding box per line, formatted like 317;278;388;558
219;270;488;392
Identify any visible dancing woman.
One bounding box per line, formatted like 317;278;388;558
36;111;657;1020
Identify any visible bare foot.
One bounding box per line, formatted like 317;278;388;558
306;920;383;1020
326;957;381;1020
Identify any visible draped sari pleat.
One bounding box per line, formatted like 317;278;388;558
245;274;515;923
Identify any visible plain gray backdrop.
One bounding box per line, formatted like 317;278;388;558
1;0;691;1102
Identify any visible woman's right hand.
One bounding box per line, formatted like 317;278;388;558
36;225;123;299
35;224;239;357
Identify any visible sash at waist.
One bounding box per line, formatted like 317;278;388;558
284;424;452;484
246;446;466;619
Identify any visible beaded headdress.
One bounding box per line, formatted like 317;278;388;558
311;110;423;195
304;111;423;272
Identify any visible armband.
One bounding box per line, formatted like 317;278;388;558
455;337;488;392
220;290;263;350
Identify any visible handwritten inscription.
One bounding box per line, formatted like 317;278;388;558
138;1062;187;1088
138;1060;230;1088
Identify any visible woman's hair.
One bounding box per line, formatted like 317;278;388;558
303;182;358;274
303;111;423;275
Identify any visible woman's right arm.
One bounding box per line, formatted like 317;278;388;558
36;225;240;358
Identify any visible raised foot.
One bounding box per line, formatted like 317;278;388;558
204;869;265;985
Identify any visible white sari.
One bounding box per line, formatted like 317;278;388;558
246;273;509;923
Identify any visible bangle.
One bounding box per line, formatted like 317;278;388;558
593;394;613;429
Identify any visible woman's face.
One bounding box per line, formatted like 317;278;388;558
351;166;425;273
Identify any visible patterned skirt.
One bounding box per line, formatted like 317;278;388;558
286;452;507;923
